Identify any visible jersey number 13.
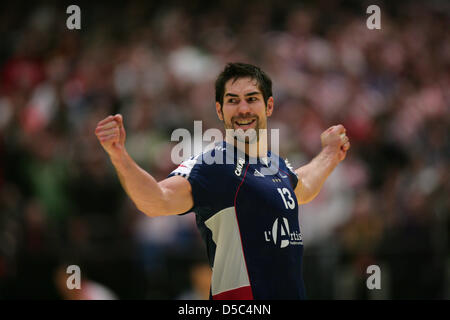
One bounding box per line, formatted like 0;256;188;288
277;188;295;210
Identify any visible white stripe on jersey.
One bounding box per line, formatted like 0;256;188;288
204;207;250;297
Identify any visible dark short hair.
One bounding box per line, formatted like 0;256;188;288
215;62;273;107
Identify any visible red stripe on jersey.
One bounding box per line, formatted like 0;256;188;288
232;163;254;300
213;285;253;300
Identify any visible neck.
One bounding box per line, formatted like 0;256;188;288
225;131;268;159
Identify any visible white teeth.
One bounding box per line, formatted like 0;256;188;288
236;119;254;125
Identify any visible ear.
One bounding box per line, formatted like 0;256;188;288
216;102;224;121
266;97;274;117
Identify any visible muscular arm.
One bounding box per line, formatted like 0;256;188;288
96;114;193;217
111;151;193;217
294;147;340;204
294;125;350;205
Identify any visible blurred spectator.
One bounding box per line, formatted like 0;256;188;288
177;251;212;300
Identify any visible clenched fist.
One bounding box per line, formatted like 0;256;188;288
95;114;127;158
320;124;350;161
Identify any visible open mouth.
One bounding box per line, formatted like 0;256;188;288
234;118;256;130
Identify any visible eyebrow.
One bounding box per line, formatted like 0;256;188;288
224;91;261;98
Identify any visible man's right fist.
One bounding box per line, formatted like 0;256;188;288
95;114;126;156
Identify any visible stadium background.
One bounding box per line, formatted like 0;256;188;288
0;0;449;299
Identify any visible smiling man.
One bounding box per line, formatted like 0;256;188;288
95;62;350;299
215;65;274;149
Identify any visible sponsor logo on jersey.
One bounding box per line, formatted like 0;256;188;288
253;169;264;177
234;158;245;176
264;218;303;248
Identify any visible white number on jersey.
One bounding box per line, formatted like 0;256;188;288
277;188;295;210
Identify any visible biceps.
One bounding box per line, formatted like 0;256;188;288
158;176;194;215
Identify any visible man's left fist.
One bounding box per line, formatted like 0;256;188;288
320;124;350;161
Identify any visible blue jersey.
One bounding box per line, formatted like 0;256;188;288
169;141;305;300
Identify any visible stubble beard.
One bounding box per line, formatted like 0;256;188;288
224;115;262;145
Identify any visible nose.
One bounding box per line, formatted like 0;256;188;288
237;101;251;116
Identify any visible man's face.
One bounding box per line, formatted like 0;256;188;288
216;77;273;143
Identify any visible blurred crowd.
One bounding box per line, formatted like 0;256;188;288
0;0;449;299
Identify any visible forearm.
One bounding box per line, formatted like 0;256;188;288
295;146;340;204
110;150;168;216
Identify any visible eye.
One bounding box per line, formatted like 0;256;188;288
227;98;238;103
247;97;258;102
